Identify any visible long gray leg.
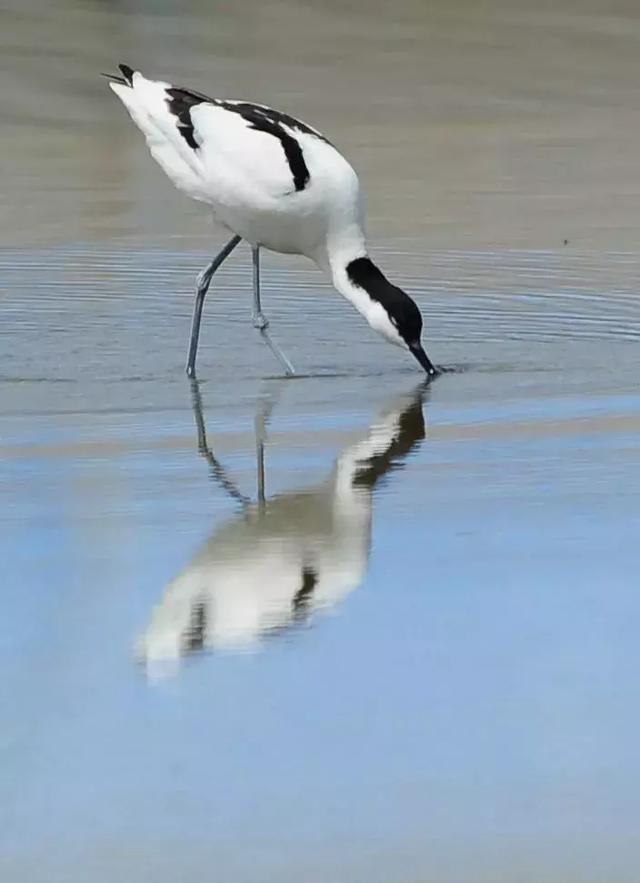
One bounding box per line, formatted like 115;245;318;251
252;246;296;376
186;234;242;378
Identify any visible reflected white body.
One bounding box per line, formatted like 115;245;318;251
138;388;425;667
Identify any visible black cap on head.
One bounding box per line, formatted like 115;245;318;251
347;257;423;343
346;257;438;375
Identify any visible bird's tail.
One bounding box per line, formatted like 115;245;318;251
104;63;208;199
100;63;135;86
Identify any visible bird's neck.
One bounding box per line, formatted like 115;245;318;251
315;228;377;319
315;231;407;350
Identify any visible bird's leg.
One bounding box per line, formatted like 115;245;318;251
252;246;296;376
186;234;242;378
251;245;268;332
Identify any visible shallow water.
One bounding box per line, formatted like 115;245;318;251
2;1;640;881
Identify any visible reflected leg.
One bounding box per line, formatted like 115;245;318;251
189;378;249;508
186;234;242;378
254;382;285;508
252;246;296;376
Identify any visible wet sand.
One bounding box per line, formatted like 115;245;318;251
2;1;640;881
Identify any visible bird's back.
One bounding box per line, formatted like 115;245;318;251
108;65;362;256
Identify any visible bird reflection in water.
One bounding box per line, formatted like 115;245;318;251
138;382;427;669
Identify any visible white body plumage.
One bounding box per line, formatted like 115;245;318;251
111;76;361;259
108;66;437;373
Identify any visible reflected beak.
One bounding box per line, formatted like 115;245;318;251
409;342;439;377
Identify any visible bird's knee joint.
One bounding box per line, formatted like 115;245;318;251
196;270;210;290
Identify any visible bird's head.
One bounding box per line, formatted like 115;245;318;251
346;257;439;377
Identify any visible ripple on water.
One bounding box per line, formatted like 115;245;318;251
2;245;640;345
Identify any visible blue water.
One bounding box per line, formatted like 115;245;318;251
2;252;639;879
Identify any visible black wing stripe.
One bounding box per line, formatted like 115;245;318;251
164;85;329;192
223;101;331;145
224;104;310;191
166;87;205;152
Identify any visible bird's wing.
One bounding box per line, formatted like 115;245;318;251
106;65;330;201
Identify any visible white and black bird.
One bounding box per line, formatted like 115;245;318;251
106;64;439;378
137;382;426;668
